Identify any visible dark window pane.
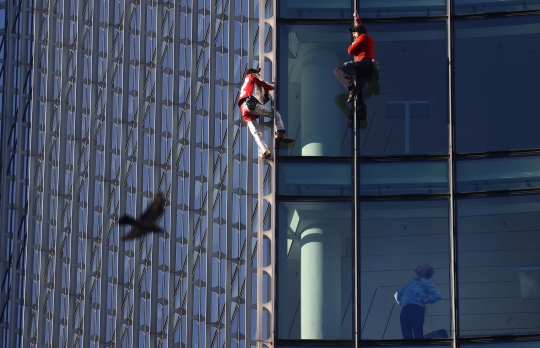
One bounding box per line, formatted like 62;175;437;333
456;155;540;193
360;200;451;339
454;15;540;153
457;195;540;337
360;161;448;195
278;162;353;196
279;0;351;19
361;0;446;18
363;346;450;348
278;24;353;157
455;0;540;15
461;341;540;348
278;201;353;339
278;346;351;348
359;22;448;156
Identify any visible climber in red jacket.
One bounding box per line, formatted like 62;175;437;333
334;12;379;119
238;67;293;159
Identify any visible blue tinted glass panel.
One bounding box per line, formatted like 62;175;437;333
278;24;353;157
454;15;540;153
457;195;540;337
361;0;446;18
461;341;540;348
278;162;353;196
279;346;351;348
279;0;351;19
455;0;540;15
360;161;448;195
360;200;451;340
278;201;353;339
363;346;450;348
456;155;540;193
359;22;448;156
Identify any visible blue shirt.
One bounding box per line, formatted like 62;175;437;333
397;278;442;308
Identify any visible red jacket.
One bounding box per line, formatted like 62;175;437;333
238;73;273;105
348;33;374;61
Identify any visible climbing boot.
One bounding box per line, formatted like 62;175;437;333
275;130;294;144
260;150;272;159
347;86;358;103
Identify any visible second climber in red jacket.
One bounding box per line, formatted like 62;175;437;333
334;12;379;119
238;67;293;159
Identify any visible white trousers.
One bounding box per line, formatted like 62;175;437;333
243;102;285;153
247;120;269;153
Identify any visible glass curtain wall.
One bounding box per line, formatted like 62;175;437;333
276;0;540;347
0;0;268;347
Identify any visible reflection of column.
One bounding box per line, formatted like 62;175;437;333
301;48;342;156
300;225;341;339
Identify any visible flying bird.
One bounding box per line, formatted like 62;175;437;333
119;192;165;240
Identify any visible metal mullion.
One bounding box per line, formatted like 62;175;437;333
447;0;457;346
133;0;150;344
221;0;240;344
242;0;258;346
353;0;359;344
251;0;272;345
192;3;209;344
150;1;164;346
185;0;199;346
258;1;277;347
93;13;108;347
166;0;183;345
66;0;88;345
116;0;135;345
155;3;175;345
223;0;236;345
203;0;218;346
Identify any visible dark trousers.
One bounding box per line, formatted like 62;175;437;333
334;59;373;115
400;304;425;339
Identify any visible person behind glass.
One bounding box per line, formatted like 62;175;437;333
237;67;293;159
334;12;379;119
396;264;442;339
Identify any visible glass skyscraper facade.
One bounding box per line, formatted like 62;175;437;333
0;0;274;346
0;1;539;348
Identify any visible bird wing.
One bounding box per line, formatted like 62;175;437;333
118;215;138;225
119;193;165;240
122;227;147;240
139;193;165;224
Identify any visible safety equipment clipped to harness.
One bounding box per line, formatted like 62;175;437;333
245;96;259;111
